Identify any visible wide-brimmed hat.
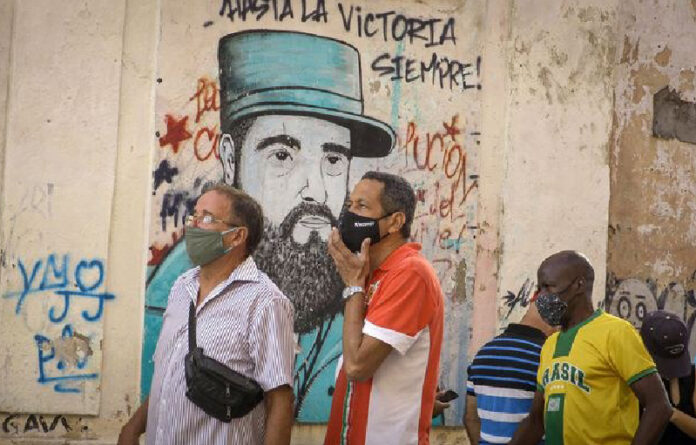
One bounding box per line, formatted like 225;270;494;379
640;310;691;379
218;30;394;158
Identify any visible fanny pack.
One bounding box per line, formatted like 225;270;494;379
184;302;263;422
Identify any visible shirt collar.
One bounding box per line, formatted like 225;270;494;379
375;242;422;272
503;323;546;341
182;256;260;304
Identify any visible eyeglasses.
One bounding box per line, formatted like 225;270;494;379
185;214;234;227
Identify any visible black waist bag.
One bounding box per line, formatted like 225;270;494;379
184;302;263;422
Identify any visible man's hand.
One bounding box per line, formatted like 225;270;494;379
432;391;451;418
328;228;370;287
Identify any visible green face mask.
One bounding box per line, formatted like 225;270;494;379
184;226;238;266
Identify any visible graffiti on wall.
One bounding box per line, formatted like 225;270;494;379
0;412;91;438
604;272;696;357
145;0;481;425
2;254;114;394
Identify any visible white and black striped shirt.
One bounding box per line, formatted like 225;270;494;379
146;256;295;445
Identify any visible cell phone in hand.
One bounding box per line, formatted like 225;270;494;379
438;389;459;403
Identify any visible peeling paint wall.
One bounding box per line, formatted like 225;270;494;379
605;0;696;354
497;1;616;324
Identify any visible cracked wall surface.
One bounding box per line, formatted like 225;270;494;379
605;0;696;355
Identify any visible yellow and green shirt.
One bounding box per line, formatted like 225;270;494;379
537;310;657;445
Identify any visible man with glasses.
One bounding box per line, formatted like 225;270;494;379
144;30;395;420
119;184;295;445
509;251;671;445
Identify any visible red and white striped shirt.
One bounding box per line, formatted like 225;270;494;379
146;256;295;445
325;243;444;445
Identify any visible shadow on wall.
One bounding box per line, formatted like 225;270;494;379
603;272;696;359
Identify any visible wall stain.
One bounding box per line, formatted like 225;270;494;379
630;63;669;104
653;86;696;145
679;70;696;94
654;45;671;67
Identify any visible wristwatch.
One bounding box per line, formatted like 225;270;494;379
342;285;364;300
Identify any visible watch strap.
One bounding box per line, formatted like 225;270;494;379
342;285;365;300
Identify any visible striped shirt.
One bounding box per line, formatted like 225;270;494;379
466;324;545;445
146;256;295;445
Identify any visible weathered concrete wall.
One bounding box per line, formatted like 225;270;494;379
604;1;696;354
497;1;616;325
0;0;125;416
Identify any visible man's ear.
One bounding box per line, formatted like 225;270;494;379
235;226;249;250
219;133;236;185
388;212;406;235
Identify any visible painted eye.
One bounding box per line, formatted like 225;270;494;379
274;151;290;161
636;302;646;321
266;148;295;174
322;153;348;176
618;296;632;319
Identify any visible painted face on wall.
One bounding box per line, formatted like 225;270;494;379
609;278;658;329
219;114;351;333
237;114;351;244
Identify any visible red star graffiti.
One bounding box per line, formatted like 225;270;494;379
159;114;192;153
442;114;461;141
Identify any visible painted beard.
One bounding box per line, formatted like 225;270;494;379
254;202;343;334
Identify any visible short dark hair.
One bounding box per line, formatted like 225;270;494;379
224;117;256;188
361;171;416;238
202;182;264;257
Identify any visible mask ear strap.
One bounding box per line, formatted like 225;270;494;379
222;227;238;235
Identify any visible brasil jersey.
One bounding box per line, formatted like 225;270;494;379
537;310;657;445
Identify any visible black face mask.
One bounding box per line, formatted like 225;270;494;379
338;210;392;253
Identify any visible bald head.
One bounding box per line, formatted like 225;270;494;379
539;250;594;285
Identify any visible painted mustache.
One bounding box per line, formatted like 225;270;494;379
278;202;337;240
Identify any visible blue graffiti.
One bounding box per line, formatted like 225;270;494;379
3;254;114;323
34;325;98;394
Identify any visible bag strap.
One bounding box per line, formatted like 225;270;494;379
188;301;197;351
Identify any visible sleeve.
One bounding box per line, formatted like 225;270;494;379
536;341;552;393
466;364;475;396
250;297;296;392
608;321;657;385
363;268;434;355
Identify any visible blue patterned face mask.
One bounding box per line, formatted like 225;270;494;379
535;293;568;326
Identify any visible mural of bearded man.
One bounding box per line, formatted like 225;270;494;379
143;30;394;421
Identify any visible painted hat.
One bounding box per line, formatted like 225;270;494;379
218;30;394;158
640;310;691;379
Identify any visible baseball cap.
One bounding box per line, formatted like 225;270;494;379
640;310;691;379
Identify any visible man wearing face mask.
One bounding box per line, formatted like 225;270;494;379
118;184;295;445
324;171;444;445
510;250;672;445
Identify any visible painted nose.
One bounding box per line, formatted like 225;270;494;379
300;165;327;204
